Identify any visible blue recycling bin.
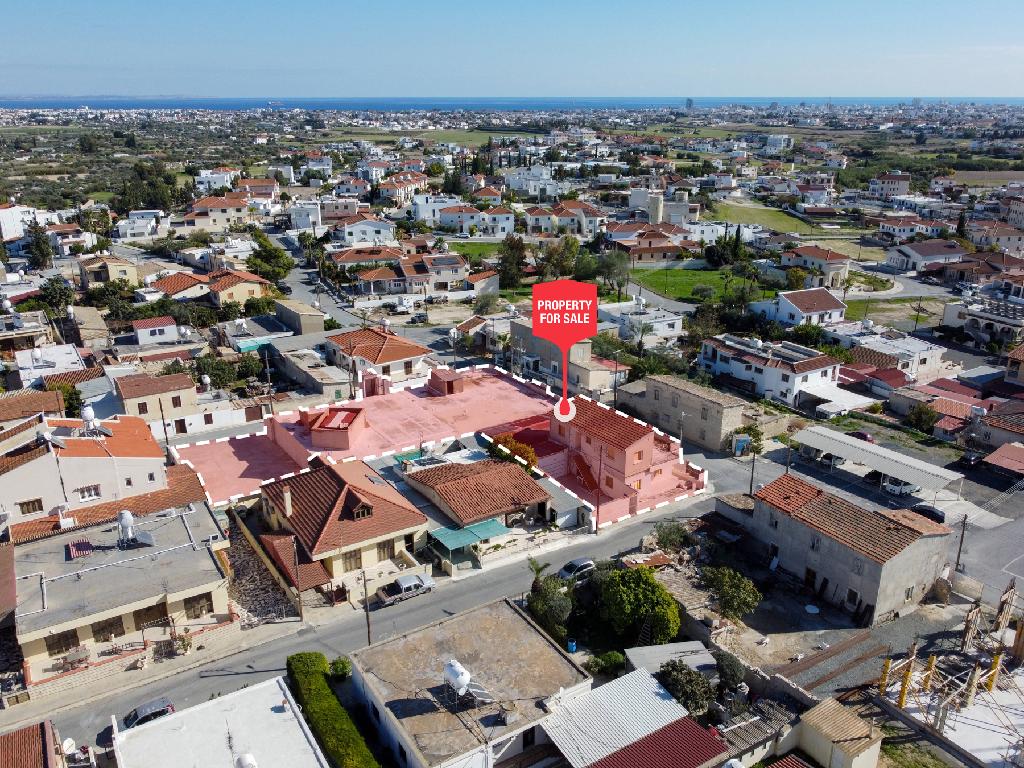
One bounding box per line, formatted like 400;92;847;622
567;638;577;653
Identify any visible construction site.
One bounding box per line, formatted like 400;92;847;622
877;579;1024;768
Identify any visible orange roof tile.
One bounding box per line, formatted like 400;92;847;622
406;460;549;526
563;396;652;450
47;415;164;459
326;328;431;366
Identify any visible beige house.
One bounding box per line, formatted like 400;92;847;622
12;498;231;689
115;371;198;420
275;298;326;335
208;269;273;307
77;254;141;289
619;375;754;450
324;327;433;385
260;459;428;589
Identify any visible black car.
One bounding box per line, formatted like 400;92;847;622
275;281;293;295
122;696;175;729
959;452;984;469
911;503;946;524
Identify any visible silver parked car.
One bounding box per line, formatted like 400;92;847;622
376;574;436;606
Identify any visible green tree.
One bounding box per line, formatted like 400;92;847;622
48;382;82;418
712;649;745;691
78;134;99;153
244;296;277;316
527;557;550;594
235;354;264;380
791;323;825;348
497;234;527;289
658;661;713;714
600;566;680;644
597;250;630;301
906;402;939;433
40;276;74;312
956;210;967;238
786;266;809;291
474;293;502;315
193;355;238;388
654;521;695;552
219;301;243;322
701;566;762;621
691;284;716;302
26;221;54;270
527;575;572;642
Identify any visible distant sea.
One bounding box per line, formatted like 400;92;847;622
1;96;1023;111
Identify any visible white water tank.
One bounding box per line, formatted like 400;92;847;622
444;659;471;695
81;404;95;423
235;755;258;768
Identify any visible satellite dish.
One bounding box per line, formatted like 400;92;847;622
201;374;211;387
444;659;471;696
66;305;75;319
31;347;42;363
235;755;258;768
62;738;76;756
81;404;96;422
118;509;135;533
17;269;25;278
2;299;11;312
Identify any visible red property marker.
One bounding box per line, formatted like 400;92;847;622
532;280;598;421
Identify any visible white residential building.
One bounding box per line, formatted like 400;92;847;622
750;287;847;327
411;194;463;225
700;334;842;408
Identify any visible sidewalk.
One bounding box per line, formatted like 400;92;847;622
0;619;302;733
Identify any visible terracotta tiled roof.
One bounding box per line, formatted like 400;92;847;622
848;346;899;370
456;315;487;334
208;269;270;293
9;464;205;544
152;272;209;295
466;270;497;284
262;461;426;557
115;372;195;400
1008;343;1024;362
0;720;54;768
330;246;404;264
0;389;64;423
486;206;514;215
405;460;549;526
47;415;164;459
592;717;727;768
326;328;431;365
260;533;332;591
787;245;849;263
131;315;175;331
356;266;401;281
565;396;652;450
781;288;846;314
983;442;1024;475
754;475;949;564
40;366;104;390
0;444;48;478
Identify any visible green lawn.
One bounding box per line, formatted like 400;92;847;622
844;297;917;321
710;202;818;235
87;190;114;203
630;267;769;302
449;241;502;258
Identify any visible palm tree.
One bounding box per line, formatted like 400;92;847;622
635;321;655;357
528;557;550;593
495;332;511;363
841;274;856;303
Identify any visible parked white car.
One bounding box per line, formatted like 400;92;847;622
883;477;921;496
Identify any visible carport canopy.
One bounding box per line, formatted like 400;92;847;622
429;518;511;552
791;425;963;492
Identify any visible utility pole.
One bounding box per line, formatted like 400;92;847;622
612;350;620;408
749;446;758;496
293;535;305;622
362;570;372;644
954;514;968;573
262;347;275;415
157;398;170;445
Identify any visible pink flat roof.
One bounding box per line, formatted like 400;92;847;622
177;370;557;503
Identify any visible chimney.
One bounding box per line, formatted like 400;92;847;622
282;484;293;518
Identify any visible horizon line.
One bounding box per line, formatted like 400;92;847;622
0;94;1019;100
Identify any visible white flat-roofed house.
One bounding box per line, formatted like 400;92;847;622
869;171;911;199
885;239;970;273
411;194;463;225
700;334;841;407
335;214;398;247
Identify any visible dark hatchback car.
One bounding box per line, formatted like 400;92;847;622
122;696;175;729
911;503;946;524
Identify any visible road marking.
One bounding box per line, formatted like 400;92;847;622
1002;554;1024;579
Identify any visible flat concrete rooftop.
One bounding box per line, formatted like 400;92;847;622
351;599;589;767
176;369;557;503
15;504;226;636
114;675;329;768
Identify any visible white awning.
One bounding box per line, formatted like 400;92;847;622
797;380;877;416
792;424;963;491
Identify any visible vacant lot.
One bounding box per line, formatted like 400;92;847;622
710;201;819;234
809;238;887;262
448;241;502;259
630;267;772;301
844;296;945;326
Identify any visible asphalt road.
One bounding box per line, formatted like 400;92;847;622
48;495;713;750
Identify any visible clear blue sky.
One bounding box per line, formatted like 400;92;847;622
3;0;1023;97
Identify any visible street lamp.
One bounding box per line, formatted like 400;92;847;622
448;327;459;368
611;350;620;408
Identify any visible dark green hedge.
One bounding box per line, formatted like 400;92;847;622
287;652;380;768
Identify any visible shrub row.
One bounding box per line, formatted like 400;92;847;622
287;652;380;768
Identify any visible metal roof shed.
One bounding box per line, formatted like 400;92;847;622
791;425;963;493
